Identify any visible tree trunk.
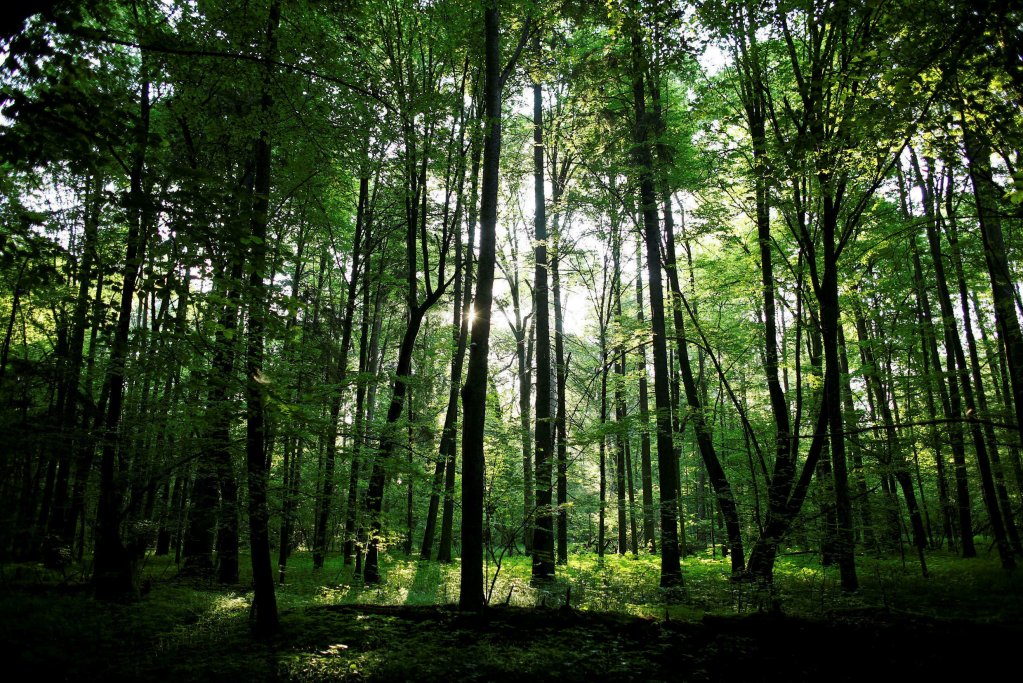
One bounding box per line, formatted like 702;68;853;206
944;170;1023;554
312;168;368;570
662;198;745;577
93;49;151;602
460;0;504;610
531;38;555;579
837;326;874;549
183;245;244;578
553;222;569;565
631;27;681;587
244;0;282;635
634;235;656;552
598;323;608;559
344;252;384;566
962;116;1023;449
51;173;101;545
899;164;962;552
853;300;928;575
914;152;1013;568
819;196;858;591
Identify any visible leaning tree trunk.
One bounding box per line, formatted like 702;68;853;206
364;104;449;583
661;194;745;577
944;186;1023;554
853;301;929;575
962;116;1023;445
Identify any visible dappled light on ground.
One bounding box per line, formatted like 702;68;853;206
3;549;1021;680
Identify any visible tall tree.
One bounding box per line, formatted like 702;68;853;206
460;0;530;610
243;0;282;636
630;15;682;588
531;32;556;580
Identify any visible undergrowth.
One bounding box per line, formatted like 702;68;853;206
2;547;1020;680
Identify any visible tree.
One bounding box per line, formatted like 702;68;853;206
460;0;531;611
531;31;556;580
629;9;682;588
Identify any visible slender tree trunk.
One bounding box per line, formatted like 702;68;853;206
516;300;534;555
439;136;480;564
421;242;465;558
312;169;368;570
244;0;282;635
944;173;1023;553
531;38;555;579
420;84;472;560
899;163;962;552
364;307;435;582
344;254;384;565
460;0;506;610
279;251;323;582
0;260;25;380
854;301;928;575
838;326;874;549
747;82;798;571
51;174;101;544
553;223;569;564
182;243;245;577
976;291;1023;506
814;189;858;592
614;345;628;556
365;71;453;584
93;49;151;602
914;153;1012;568
745;249;832;587
634;236;656;552
664;201;746;576
631;27;681;587
405;393;416;556
598;324;608;559
962;116;1023;446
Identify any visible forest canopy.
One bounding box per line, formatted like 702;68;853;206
1;0;1022;647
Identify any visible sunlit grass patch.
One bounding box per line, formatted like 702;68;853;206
5;545;1023;681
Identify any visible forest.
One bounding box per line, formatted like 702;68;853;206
1;0;1022;679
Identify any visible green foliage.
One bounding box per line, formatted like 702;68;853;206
4;548;1022;679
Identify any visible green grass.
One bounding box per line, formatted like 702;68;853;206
3;548;1021;680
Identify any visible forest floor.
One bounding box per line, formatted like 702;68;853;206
2;548;1021;681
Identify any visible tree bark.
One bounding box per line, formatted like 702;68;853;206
552;216;569;564
531;35;555;579
460;0;504;610
634;235;656;552
244;0;282;635
914;152;1013;568
93;47;151;602
631;26;681;587
439;131;481;564
898;163;961;552
962;115;1023;446
312;163;368;570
